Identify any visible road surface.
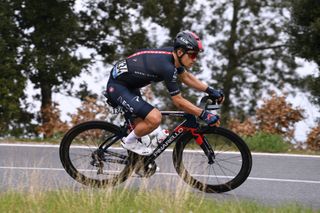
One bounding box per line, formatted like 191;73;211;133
0;143;319;209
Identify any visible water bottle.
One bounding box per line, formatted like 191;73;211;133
150;128;170;147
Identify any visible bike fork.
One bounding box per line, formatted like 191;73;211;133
190;130;216;164
200;137;216;164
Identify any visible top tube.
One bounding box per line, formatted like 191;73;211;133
159;103;220;117
160;111;185;117
105;94;221;117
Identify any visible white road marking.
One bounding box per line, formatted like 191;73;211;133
1;143;320;185
1;143;320;158
1;166;319;184
0;166;65;171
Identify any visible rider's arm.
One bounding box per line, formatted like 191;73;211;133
171;93;203;116
178;70;208;92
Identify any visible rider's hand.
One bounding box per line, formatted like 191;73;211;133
199;110;220;127
205;87;224;104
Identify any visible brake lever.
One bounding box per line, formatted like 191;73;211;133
199;95;221;111
206;104;220;110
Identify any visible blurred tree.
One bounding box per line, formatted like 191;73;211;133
206;0;299;121
75;82;98;101
78;0;151;63
288;0;320;107
18;0;90;137
140;0;200;42
0;0;34;136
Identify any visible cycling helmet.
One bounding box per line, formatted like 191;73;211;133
173;31;203;52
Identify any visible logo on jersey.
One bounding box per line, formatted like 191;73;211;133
112;60;128;78
172;70;178;82
117;96;134;113
132;96;140;102
108;86;115;93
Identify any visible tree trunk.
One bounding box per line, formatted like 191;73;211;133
40;82;52;138
221;0;240;123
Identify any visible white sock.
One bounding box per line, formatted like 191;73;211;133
124;130;139;144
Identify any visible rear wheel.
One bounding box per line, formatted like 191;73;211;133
173;127;252;193
59;121;133;187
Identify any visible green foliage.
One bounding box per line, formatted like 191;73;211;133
289;0;320;65
0;0;34;136
78;1;151;63
20;0;89;90
0;0;89;137
141;0;200;40
288;0;320;106
16;0;90;137
244;132;291;153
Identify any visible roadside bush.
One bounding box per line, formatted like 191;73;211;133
35;97;112;140
228;93;304;143
229;118;257;137
244;132;291;153
69;96;109;125
306;124;320;151
36;102;69;138
256;93;304;141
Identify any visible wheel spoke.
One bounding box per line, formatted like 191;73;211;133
105;150;127;160
174;127;252;192
215;156;242;166
60;122;130;186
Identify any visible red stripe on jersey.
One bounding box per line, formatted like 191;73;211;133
127;51;172;59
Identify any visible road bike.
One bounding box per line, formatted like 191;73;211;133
59;96;252;193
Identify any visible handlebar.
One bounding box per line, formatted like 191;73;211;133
200;96;221;111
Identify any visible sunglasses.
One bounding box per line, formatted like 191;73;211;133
186;51;198;59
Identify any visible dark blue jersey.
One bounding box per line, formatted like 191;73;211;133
112;47;185;96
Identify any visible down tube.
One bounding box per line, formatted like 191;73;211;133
146;125;187;163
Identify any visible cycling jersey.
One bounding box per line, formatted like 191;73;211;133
111;47;185;96
106;47;185;119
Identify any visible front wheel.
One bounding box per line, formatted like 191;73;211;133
59;121;133;187
173;127;252;193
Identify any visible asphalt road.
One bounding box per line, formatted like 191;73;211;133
0;143;320;210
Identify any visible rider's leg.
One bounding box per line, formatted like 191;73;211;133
135;108;162;136
125;108;162;143
106;81;159;155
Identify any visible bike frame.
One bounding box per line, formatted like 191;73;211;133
98;99;220;166
122;110;215;166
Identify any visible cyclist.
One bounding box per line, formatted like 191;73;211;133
106;31;224;155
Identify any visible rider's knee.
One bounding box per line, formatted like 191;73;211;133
145;109;162;127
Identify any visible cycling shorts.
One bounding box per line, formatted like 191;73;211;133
106;77;154;119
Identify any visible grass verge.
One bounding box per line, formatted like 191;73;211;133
244;132;291;153
0;188;315;213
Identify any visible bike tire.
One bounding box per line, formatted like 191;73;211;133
173;127;252;193
59;120;133;187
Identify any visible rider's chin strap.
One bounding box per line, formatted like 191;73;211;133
175;49;187;68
